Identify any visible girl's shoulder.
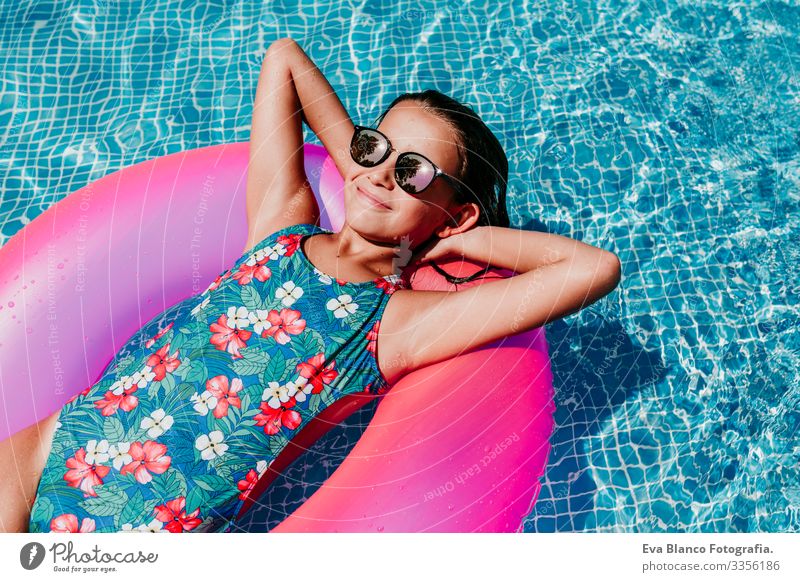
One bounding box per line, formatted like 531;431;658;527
244;222;324;257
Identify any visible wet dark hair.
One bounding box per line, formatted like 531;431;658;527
374;89;510;286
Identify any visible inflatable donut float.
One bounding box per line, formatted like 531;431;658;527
0;142;555;532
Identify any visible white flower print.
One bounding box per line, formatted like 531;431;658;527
265;244;286;261
140;409;174;438
84;439;110;465
196;430;228;461
110;375;136;395
191;296;211;317
312;267;333;285
108;442;132;470
129;367;156;390
326;294;358;318
286;377;313;403
244;247;272;266
256;459;270;476
121;523;138;532
139;519;166;533
248;309;272;335
191;390;219;415
226;306;251;329
275;281;304;306
262;381;290;409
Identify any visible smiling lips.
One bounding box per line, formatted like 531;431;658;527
357;185;391;210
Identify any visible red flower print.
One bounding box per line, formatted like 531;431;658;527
153;496;202;533
206;271;231;293
232;261;272;286
276;233;302;255
296;353;338;394
50;513;96;533
93;384;139;416
375;278;399;295
262;308;306;344
205;375;243;418
209;314;252;359
254;397;302;435
63;448;111;497
146;343;181;381
236;469;259;501
119;440;171;484
145;322;174;349
366;320;380;354
66;385;92;404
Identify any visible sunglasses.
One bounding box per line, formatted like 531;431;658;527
349;125;462;196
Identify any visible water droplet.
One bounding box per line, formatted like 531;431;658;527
8;301;14;308
447;504;454;511
26;327;32;334
57;263;64;269
377;525;384;532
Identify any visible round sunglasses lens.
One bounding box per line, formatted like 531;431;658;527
395;153;436;194
351;129;389;167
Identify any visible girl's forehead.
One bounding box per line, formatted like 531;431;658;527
378;110;460;167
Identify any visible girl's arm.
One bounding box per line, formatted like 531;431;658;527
391;226;621;374
244;37;355;251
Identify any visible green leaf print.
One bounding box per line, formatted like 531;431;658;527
263;350;288;384
110;354;136;376
240;285;262;311
174;381;196;401
293;332;321;361
326;330;353;346
147;374;175;399
79;484;129;517
173;357;192;380
151;468;187;501
170;332;185;352
307;393;322;411
185;485;210;514
117;489;146;528
193;474;232;493
268;434;289;456
307;329;327;352
232;347;270;376
181;326;207;351
321;388;337;407
31;495;54;526
186;358;208;384
103;417;125;443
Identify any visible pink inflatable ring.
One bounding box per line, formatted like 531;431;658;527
0;142;555;532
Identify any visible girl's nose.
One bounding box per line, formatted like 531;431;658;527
368;158;396;190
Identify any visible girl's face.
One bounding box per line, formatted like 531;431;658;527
343;101;477;246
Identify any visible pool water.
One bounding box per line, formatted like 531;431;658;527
1;1;798;532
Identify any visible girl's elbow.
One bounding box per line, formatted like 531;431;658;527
597;251;622;295
604;251;622;286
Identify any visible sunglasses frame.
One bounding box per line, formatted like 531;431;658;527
350;124;463;197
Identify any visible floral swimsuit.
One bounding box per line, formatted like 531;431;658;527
28;223;405;533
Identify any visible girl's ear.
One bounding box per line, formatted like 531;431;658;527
449;202;481;232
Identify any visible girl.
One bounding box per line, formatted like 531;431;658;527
1;37;620;533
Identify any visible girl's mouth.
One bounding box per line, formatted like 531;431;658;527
357;185;391;210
